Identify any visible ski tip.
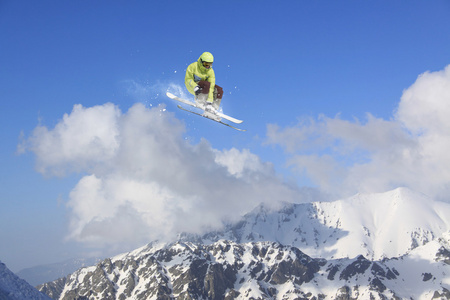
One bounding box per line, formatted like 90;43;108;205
166;91;175;98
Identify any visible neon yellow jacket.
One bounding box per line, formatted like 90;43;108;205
185;56;216;103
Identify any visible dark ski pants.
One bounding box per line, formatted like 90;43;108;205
197;80;223;99
197;81;223;110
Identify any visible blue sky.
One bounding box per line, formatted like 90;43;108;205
1;1;450;272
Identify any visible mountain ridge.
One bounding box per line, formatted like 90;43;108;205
37;187;450;299
38;238;449;299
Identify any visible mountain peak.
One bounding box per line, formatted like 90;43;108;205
0;260;51;300
190;188;450;260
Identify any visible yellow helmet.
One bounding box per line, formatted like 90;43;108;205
200;52;214;63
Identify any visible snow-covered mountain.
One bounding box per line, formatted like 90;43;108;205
38;188;450;299
195;187;450;260
38;239;449;299
0;260;51;300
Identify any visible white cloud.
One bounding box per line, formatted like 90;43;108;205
266;65;450;201
397;66;450;134
214;148;273;178
22;100;302;252
24;103;121;176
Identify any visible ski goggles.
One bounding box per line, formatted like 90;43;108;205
202;61;213;68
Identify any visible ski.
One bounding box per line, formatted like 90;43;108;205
166;92;243;124
177;105;246;131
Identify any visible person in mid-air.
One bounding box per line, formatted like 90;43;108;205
185;52;223;110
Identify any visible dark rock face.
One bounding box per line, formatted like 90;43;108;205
339;255;372;280
432;287;450;299
37;277;66;300
436;246;450;264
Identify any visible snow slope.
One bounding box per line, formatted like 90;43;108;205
198;187;450;260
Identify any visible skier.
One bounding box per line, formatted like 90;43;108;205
185;52;223;110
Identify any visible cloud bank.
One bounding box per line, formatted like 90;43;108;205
266;65;450;201
21;101;302;251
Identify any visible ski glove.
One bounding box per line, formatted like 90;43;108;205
194;86;202;95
